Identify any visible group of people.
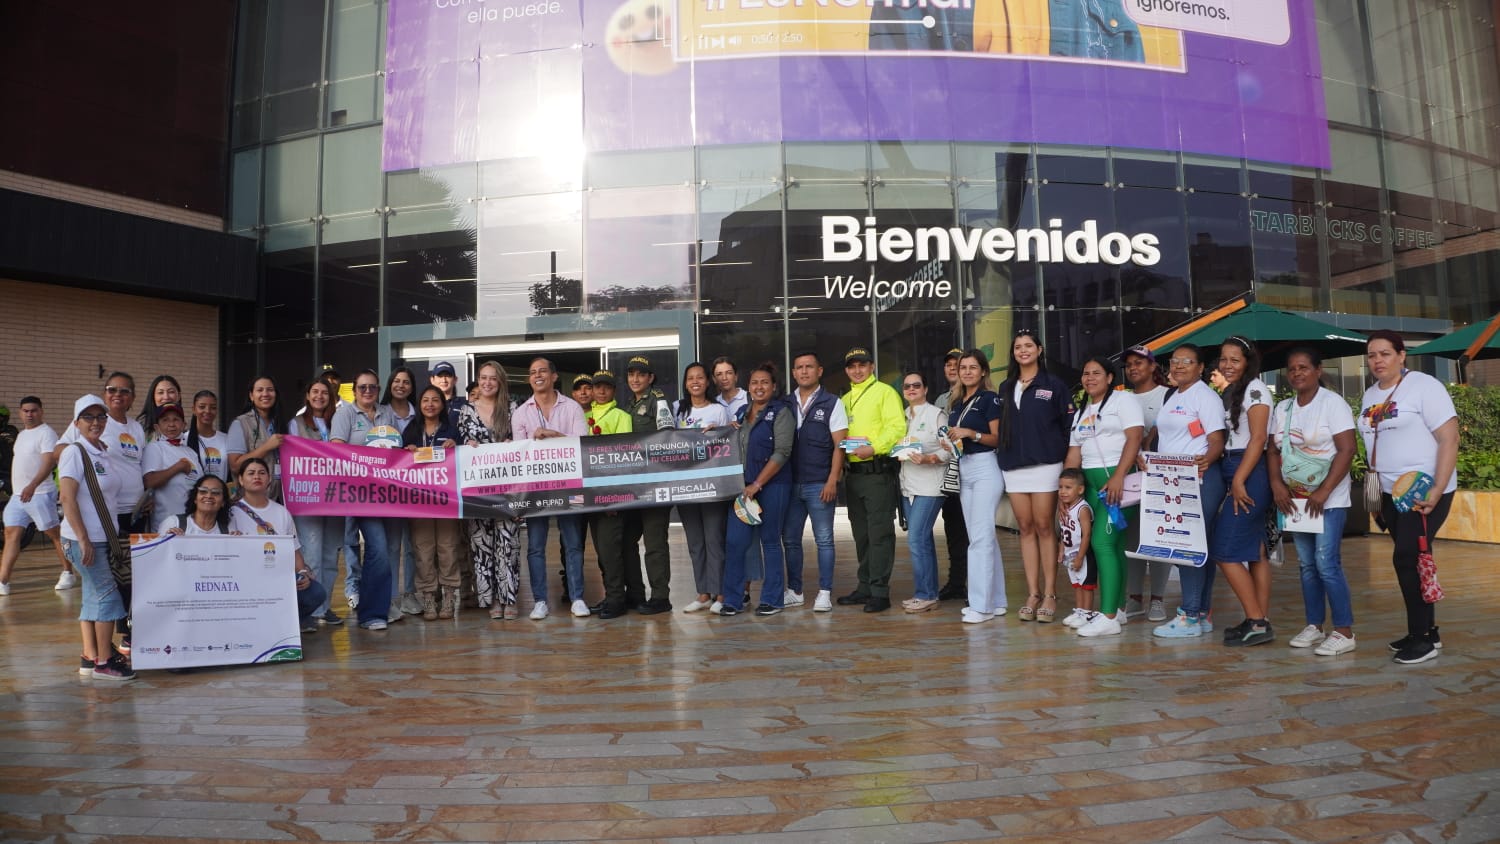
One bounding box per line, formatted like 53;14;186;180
1;327;1459;681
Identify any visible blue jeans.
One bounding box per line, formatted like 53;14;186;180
1292;506;1352;628
783;482;836;594
1177;460;1227;617
292;514;341;616
349;517;390;625
297;578;329;628
902;494;943;600
342;517;360;600
722;482;790;611
64;539;125;622
527;515;584;603
385;518;416;601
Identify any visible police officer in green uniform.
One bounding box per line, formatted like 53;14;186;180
587;370;634;618
834;347;907;613
622;355;676;614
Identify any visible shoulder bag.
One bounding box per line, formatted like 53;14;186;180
76;444;131;589
1364;375;1403;512
1278;399;1333;495
1081;401;1143;507
941;393;982;496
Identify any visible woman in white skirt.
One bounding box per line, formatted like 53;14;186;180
995;330;1075;623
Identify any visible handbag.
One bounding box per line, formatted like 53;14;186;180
1418;513;1444;603
1278;400;1332;495
76;444;131;589
1364;374;1403;513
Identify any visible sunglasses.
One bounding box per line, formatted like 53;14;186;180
902;382;924;390
78;413;108;423
355;384;379;391
105;386;134;395
196;488;225;498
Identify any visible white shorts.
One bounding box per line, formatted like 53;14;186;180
1003;462;1064;494
4;490;60;531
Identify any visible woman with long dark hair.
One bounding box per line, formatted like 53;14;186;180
1211;336;1276;646
286;376;343;625
382;366;421;617
944;349;1006;624
675;362;731;613
459;360;521;620
186;390;229;482
227;375;285;502
403;384;463;620
995;329;1073;623
138;375;182;439
1358;330;1458;665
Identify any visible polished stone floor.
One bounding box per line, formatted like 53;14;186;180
1;517;1498;843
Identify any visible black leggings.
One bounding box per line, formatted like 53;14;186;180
1380;492;1453;637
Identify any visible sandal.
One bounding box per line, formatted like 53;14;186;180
1019;593;1041;622
488;604;505;620
1036;594;1058;623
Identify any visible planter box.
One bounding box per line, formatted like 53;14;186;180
1437;490;1500;544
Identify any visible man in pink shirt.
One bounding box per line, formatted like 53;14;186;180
512;357;590;620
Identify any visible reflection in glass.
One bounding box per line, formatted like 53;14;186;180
478;193;582;321
586;186;695;312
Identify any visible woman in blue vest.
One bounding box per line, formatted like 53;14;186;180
717;362;795;617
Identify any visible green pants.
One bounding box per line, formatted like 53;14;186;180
847;468;898;598
1083;466;1138;615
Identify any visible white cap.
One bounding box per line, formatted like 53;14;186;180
73;394;107;419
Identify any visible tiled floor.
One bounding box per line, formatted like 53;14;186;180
1;518;1497;842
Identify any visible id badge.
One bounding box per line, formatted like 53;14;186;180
414;446;445;463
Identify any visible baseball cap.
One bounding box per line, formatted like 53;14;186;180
1122;345;1156;363
74;395;107;419
626;355;653;374
592;370;617;387
944;348;964;361
844;347;873;364
432;361;457;376
156;402;185;420
571;373;593;389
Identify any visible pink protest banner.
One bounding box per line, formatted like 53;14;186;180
281;436;459;518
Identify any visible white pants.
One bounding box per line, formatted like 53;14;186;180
960;454;1007;613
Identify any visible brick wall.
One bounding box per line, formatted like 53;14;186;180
0;279;220;435
0;169;222;232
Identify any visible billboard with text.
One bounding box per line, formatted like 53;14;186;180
384;0;1328;170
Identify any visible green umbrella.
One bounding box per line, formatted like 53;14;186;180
1408;313;1500;361
1153;303;1370;371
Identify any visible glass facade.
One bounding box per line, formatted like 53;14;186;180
229;0;1500;398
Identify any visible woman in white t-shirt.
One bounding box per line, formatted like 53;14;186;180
186;390;230;483
142;403;203;523
674;362;731;612
1211;337;1276;647
1121;345;1171;621
1358;330;1459;665
1151;344;1227;639
57;394;133;681
1065;356;1144;637
1267;347;1358;657
229;457;327;633
158;474;234;535
898;371;947;613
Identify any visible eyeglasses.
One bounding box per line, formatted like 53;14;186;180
1168;358;1200;367
77;413;108;423
105;386;133;395
355;384;379;392
196;489;225;498
902;382;924;390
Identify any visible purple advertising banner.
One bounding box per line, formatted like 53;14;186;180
384;0;1329;171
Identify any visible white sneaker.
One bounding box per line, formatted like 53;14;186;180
1063;608;1089;629
683;599;710;613
530;602;549;621
54;571;79;590
993;606;1007;616
961;608;994;624
784;589;805;607
1314;631;1356;656
1289;624;1326;649
0;581;9;596
813;590;833;612
1115;609;1128;626
570;599;591;618
1147;599;1167;622
709;600;724;614
1078;612;1123;637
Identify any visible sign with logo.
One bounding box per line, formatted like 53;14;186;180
130;534;302;669
1127;452;1209;567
